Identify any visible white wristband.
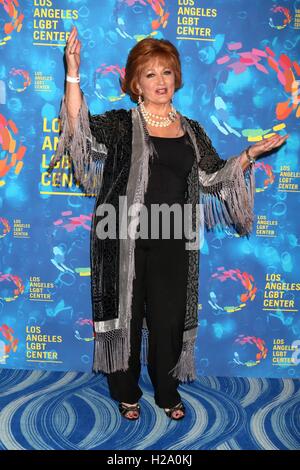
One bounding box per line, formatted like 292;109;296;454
66;74;80;83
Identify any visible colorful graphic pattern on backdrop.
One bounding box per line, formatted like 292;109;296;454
0;0;299;377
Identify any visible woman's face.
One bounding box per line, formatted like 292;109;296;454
137;58;175;107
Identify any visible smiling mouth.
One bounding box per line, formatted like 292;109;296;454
155;87;167;94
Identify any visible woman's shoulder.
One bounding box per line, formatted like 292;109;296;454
105;108;133;134
182;114;203;133
90;108;132;136
103;107;132;122
182;114;212;142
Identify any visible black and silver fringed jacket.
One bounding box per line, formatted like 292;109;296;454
48;92;255;382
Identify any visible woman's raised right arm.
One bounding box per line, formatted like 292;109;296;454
47;26;111;195
65;26;82;134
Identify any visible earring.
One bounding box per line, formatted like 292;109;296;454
138;95;143;105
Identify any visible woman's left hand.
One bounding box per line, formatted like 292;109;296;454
248;133;289;159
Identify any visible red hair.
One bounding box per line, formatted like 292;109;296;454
121;38;182;102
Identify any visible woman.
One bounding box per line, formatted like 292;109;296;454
48;27;288;420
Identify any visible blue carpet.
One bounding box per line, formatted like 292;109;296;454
0;368;299;450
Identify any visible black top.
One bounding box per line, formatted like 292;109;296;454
139;133;195;240
144;133;195;206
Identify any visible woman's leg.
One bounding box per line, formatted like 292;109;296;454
106;238;147;404
145;238;189;409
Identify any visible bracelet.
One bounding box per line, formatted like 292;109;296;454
245;146;256;164
66;74;80;83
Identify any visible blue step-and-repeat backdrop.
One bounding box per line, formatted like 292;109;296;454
0;0;299;378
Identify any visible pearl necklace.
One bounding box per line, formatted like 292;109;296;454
139;101;177;127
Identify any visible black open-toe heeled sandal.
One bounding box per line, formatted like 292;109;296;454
164;402;185;420
118;402;141;420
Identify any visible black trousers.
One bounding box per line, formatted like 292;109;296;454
106;236;189;408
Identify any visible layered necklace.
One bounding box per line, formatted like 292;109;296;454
139;100;177;128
